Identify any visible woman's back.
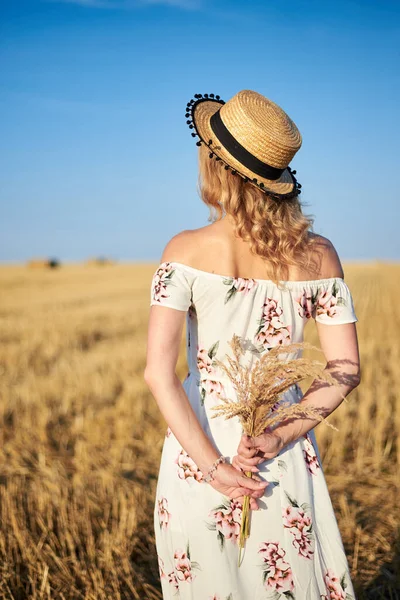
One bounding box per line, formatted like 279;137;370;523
161;218;342;283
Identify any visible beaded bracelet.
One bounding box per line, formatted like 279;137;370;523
203;455;226;483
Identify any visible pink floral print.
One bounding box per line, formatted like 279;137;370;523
208;595;233;600
258;541;295;597
296;289;315;319
173;543;201;584
255;298;291;350
203;378;226;401
207;498;243;549
165;426;172;438
167;569;179;592
282;503;314;560
303;434;320;475
321;568;353;599
197;341;226;404
197;342;219;375
316;288;339;318
151;262;175;304
157;497;171;530
223;276;257;303
176;448;203;482
316;281;347;320
174;549;194;582
296;281;349;322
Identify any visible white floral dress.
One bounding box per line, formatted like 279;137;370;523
149;261;358;600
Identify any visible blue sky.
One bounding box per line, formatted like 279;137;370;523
1;0;399;263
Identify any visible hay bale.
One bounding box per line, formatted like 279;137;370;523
27;258;61;269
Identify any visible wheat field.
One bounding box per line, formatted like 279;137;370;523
0;262;399;599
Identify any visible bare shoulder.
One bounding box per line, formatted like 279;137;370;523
159;228;212;263
160;230;193;263
160;223;223;266
310;233;344;279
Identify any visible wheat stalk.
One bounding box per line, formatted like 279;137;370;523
212;334;342;566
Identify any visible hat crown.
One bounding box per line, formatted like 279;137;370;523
219;90;302;169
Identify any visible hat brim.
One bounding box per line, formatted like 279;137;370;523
192;99;297;197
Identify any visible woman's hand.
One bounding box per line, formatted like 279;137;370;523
209;462;268;510
232;431;284;473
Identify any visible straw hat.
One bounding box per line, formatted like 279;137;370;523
185;90;302;200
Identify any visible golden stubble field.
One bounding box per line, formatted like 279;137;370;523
0;262;399;600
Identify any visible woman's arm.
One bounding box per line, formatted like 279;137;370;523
272;238;361;447
234;237;361;468
144;236;268;506
144;304;222;475
234;321;360;468
271;320;360;448
145;303;268;505
145;233;222;474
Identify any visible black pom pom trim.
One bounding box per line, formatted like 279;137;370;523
185;92;301;201
236;165;302;201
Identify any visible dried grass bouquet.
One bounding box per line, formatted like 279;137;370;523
212;334;340;566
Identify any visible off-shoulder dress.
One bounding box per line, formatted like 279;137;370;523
149;261;358;600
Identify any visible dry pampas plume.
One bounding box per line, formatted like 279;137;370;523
212;334;342;566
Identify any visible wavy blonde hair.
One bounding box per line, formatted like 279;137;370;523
198;145;319;282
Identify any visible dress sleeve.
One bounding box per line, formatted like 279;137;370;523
313;279;358;325
150;261;192;312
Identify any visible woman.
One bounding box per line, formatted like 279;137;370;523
145;90;360;600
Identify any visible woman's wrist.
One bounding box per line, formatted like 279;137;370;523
196;447;222;475
272;417;316;449
269;428;290;452
203;455;226;483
